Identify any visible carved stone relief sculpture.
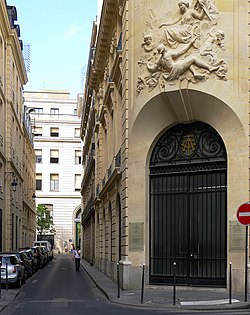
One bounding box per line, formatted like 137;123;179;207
104;60;110;83
97;84;104;103
118;0;125;16
110;30;118;54
136;0;227;95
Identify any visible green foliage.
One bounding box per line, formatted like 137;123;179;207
36;204;56;235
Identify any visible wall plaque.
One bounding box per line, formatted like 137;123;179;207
229;221;245;250
129;222;144;251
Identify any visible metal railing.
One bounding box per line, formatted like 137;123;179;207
102;149;121;189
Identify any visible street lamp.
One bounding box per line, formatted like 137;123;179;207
5;172;18;192
27;188;36;200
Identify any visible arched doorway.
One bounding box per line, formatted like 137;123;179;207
149;121;227;286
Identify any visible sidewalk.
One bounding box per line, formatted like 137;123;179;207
0;288;19;312
1;259;250;312
80;259;250;311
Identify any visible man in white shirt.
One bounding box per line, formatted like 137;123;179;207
73;247;81;271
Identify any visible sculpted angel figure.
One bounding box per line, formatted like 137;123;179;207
159;0;219;49
147;38;219;81
200;27;225;62
141;34;156;52
193;0;219;23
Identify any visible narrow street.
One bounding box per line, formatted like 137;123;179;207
2;253;250;315
0;254;162;315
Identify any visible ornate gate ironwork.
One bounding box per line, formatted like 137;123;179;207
149;122;227;286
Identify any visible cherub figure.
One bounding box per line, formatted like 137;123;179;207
200;27;225;62
141;34;156;52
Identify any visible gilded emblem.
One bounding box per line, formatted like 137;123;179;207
181;134;196;156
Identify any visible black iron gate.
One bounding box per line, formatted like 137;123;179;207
149;122;227;286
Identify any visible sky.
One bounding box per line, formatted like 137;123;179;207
10;0;98;98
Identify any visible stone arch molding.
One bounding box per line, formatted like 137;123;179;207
73;204;82;220
130;90;246;162
129;89;248;273
137;0;227;96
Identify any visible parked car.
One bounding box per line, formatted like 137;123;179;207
1;251;32;278
19;248;39;273
31;246;45;268
0;254;26;288
39;246;49;265
33;241;53;260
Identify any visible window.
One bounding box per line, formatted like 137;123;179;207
74;128;80;138
50;174;59;191
35;149;42;163
75;150;81;164
50;127;59;137
50;108;59;117
43;204;53;221
36;173;42;191
34;108;43;116
33;126;42;137
50;149;59;163
74;174;81;191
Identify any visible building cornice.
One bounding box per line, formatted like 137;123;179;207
0;2;27;85
34;138;82;144
35;195;81;199
8;32;28;85
89;0;117;89
0;1;12;38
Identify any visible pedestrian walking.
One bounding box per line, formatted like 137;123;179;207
73;247;81;271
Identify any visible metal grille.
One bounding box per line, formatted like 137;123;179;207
149;122;227;286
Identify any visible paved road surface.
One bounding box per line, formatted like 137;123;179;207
2;254;250;315
0;254;169;315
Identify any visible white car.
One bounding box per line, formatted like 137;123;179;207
33;241;53;260
0;254;26;288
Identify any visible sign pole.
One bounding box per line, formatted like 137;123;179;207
245;225;248;302
236;202;250;301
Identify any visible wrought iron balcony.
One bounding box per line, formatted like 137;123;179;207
82;195;94;223
81;149;95;192
117;32;122;51
98;149;122;198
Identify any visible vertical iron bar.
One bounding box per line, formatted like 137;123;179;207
6;263;8;291
0;262;1;299
141;264;145;304
245;226;248;302
117;262;120;298
173;262;176;305
229;262;232;304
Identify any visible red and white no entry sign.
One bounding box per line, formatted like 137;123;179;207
237;203;250;226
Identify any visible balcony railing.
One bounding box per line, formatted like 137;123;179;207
82;195;94;222
98;149;121;197
115;149;121;167
31;113;80;121
117;32;122;51
81;149;95;192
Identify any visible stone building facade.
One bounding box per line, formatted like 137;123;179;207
0;1;36;250
80;0;250;292
24;90;82;253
